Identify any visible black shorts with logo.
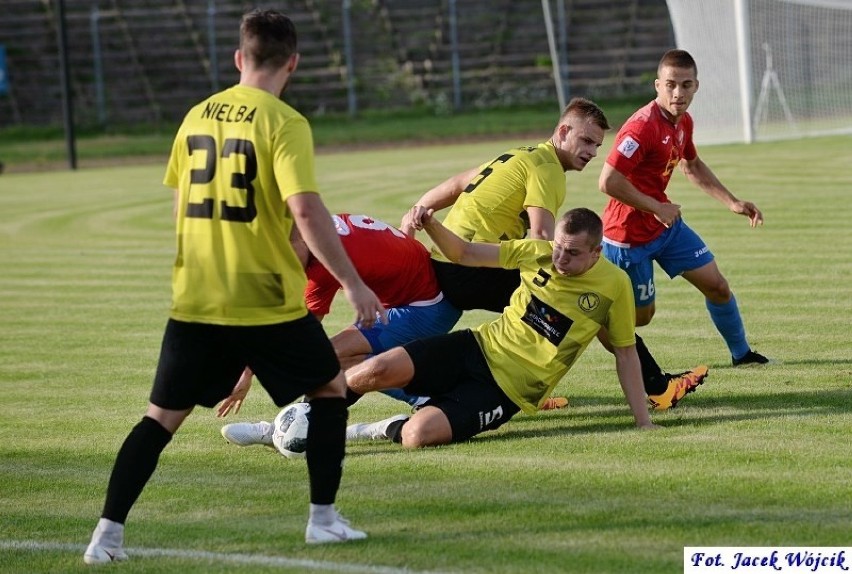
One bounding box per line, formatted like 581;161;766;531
149;313;340;410
402;329;521;443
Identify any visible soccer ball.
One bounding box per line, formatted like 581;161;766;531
272;402;310;459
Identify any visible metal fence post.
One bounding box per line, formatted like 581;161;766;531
90;6;106;125
556;0;570;102
57;0;77;169
342;0;357;116
541;0;566;111
448;0;461;111
208;0;219;92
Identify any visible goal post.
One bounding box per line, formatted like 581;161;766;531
666;0;852;145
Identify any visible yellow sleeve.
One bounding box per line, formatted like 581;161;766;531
522;163;565;216
607;270;637;348
163;126;186;190
272;116;319;201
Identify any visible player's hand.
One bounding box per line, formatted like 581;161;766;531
731;200;764;227
420;209;436;227
344;283;387;329
400;205;430;235
216;367;254;417
653;202;682;228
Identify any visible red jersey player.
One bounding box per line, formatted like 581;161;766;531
599;49;770;410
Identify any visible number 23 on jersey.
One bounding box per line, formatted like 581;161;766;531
185;134;258;223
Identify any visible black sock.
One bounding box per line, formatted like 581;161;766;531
306;397;347;505
344;387;363;407
386;418;408;444
636;334;668;395
101;416;172;524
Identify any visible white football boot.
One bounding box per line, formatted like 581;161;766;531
306;509;367;544
220;421;274;447
83;518;129;564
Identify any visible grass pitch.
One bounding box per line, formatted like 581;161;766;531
0;135;850;573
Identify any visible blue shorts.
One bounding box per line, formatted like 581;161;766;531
602;219;714;308
357;297;462;355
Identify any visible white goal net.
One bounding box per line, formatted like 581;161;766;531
666;0;852;144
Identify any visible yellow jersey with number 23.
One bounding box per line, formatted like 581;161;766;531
164;85;316;326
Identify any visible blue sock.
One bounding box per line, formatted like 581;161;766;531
705;295;750;360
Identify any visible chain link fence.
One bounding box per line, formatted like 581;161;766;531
0;0;673;128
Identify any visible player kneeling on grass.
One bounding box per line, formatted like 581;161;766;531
344;207;659;447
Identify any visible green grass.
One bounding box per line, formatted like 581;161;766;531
0;134;851;573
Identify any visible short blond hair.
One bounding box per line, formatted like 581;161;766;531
557;97;610;130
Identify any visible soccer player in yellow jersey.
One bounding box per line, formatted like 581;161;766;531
344;208;657;448
402;97;609;313
84;10;384;563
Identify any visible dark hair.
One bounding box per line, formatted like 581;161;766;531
239;9;297;70
558;207;603;246
559;97;610;130
658;49;697;77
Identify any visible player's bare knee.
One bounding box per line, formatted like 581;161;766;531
399;423;427;448
400;408;452;448
706;277;732;303
399;419;440;448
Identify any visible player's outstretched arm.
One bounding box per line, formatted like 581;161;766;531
613;344;659;430
681;157;764;227
526;206;556;240
421;210;500;267
288;192;387;327
400;165;481;235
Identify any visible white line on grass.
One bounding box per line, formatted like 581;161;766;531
0;540;451;574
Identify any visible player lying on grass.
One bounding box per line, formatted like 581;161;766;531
219;214;570;449
343;207;658;448
401;97;707;411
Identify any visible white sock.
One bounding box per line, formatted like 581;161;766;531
91;518;124;547
309;504;336;525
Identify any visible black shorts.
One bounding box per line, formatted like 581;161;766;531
150;314;340;410
431;259;520;312
403;329;520;443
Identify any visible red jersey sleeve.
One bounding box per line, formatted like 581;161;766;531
304;259;339;316
606;122;654;179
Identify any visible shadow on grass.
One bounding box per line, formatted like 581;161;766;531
708;357;852;369
346;386;851;451
344;383;852;453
